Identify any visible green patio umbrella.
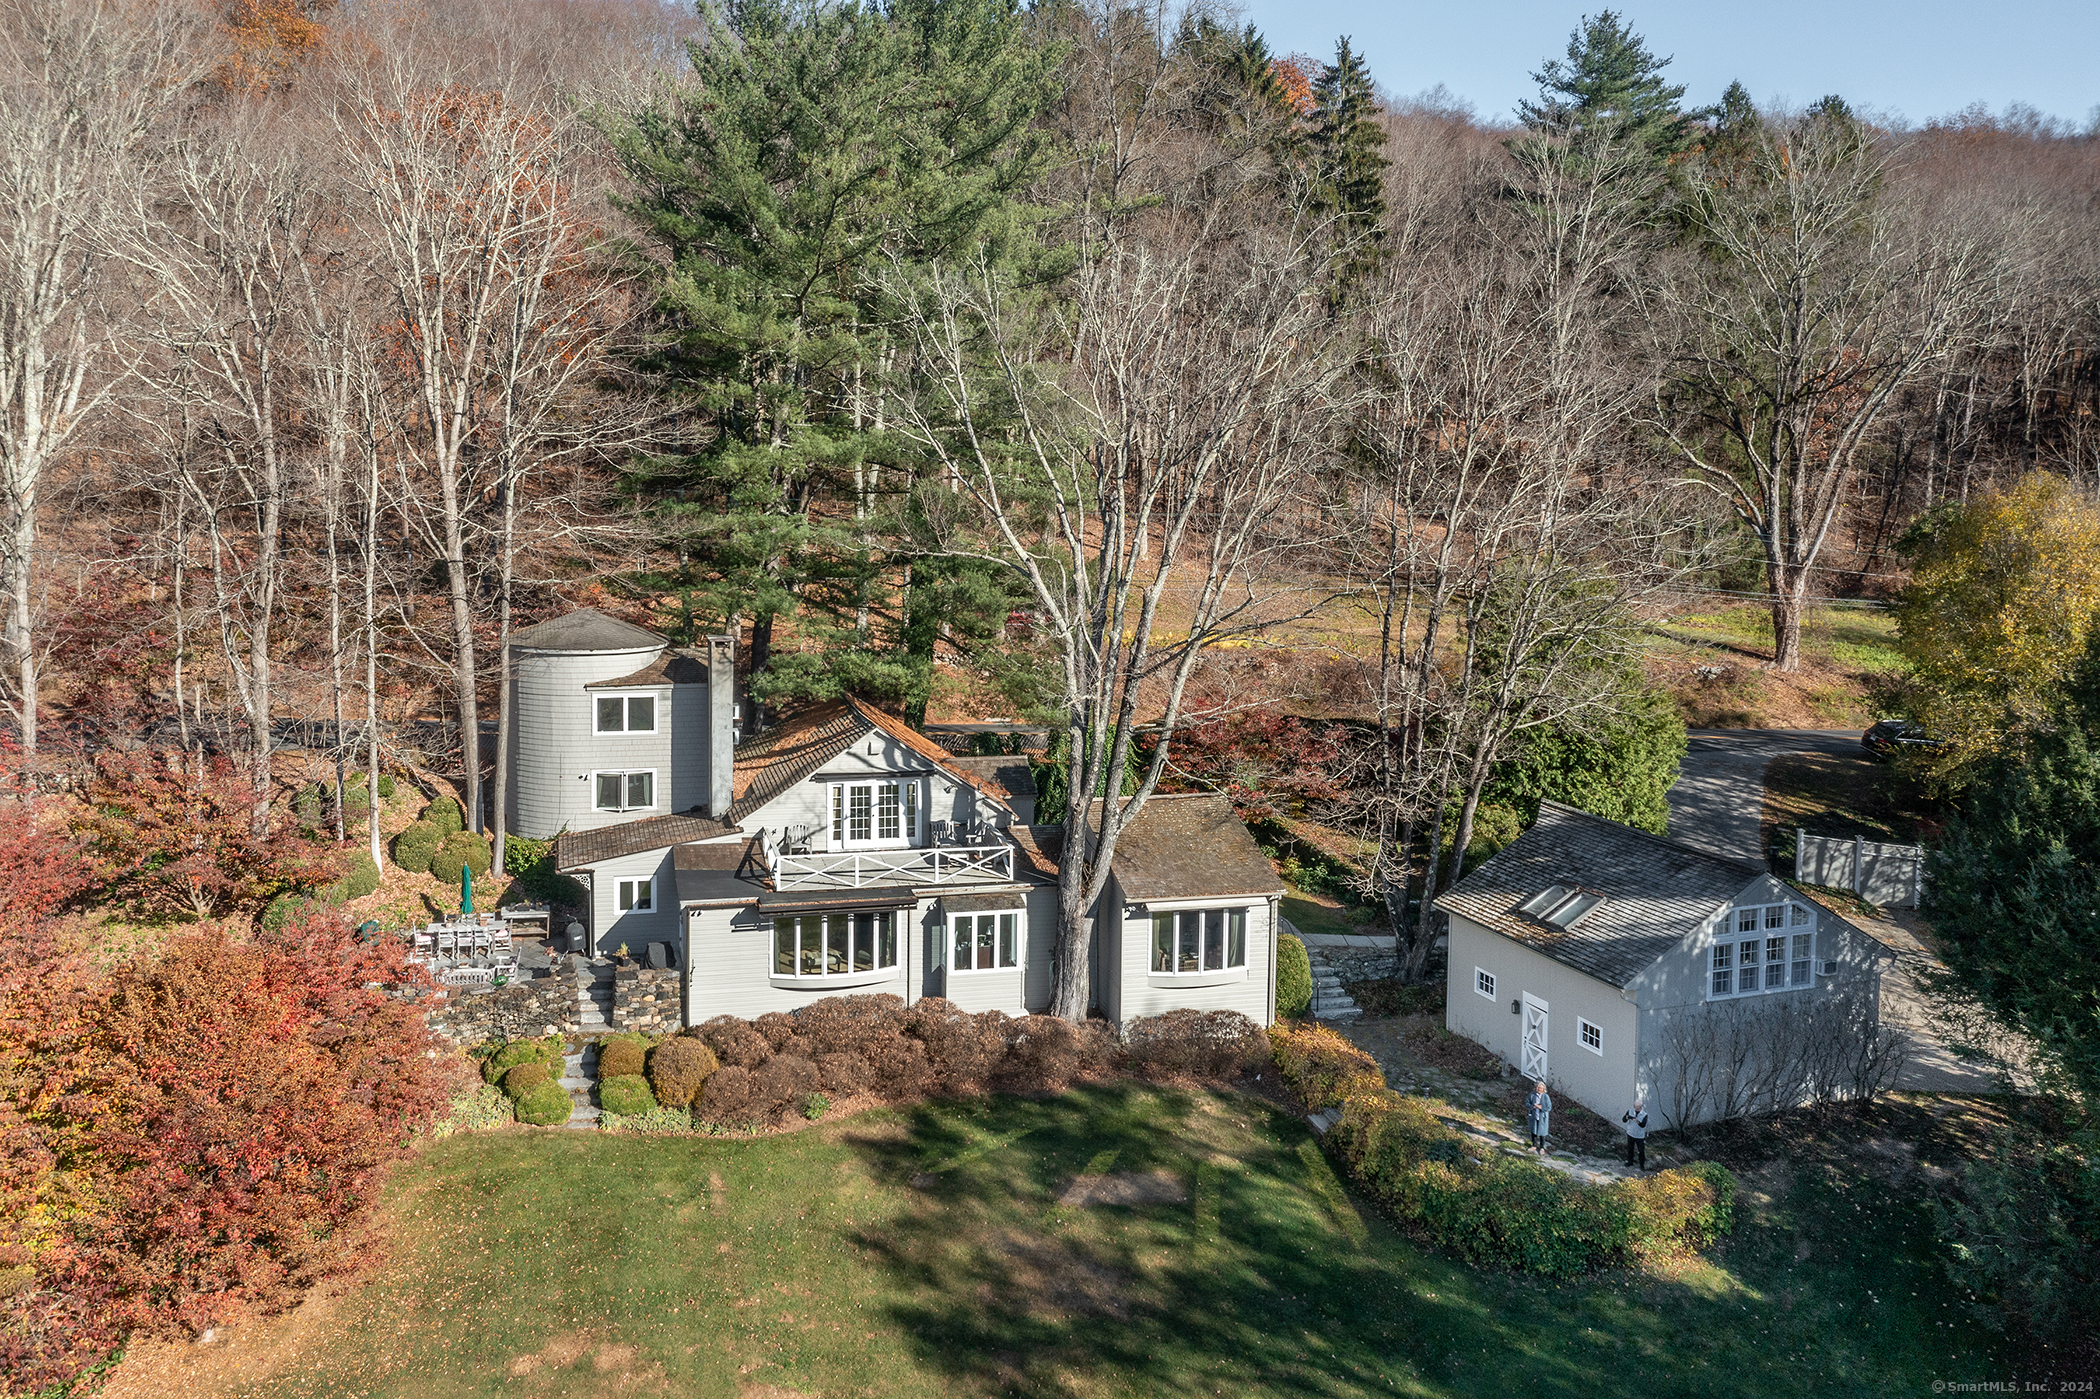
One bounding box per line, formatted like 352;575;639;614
460;861;473;915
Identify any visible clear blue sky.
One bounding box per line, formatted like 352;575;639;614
1234;0;2100;130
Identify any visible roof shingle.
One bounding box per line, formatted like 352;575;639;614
554;811;734;870
1104;793;1282;903
1434;801;1766;989
511;608;665;653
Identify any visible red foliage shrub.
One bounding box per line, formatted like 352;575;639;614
3;909;442;1383
697;1016;771;1069
752;1011;799;1049
1148;710;1344;823
75;751;336;919
1126;1010;1270;1078
0;798;96;925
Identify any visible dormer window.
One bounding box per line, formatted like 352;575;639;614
595;694;657;734
1520;885;1602;929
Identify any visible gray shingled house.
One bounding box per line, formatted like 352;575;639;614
509;609;1283;1027
1436;801;1898;1129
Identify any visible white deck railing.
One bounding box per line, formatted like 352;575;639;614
766;839;1015;890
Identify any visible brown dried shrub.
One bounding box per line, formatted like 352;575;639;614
698;1016;772;1069
753;1011;800;1049
859;1025;932;1098
750;1053;820;1118
815;1051;872;1096
647;1036;719;1109
906;998;1008;1088
596;1038;646;1078
796;994;907;1055
999;1014;1081;1092
1125;1009;1269;1078
778;1034;816;1060
697;1064;759;1124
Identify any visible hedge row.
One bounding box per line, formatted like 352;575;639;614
475;1035;571;1126
552;997;1266;1131
1270;1024;1736;1276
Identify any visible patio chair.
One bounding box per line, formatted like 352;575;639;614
434;929;457;960
929;820;955;846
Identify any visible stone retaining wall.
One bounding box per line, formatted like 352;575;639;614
424;968;579;1043
613;963;682;1035
1320;946;1402;983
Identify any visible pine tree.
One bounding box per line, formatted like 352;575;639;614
1308;37;1387;281
610;0;1053;724
1519;10;1689;164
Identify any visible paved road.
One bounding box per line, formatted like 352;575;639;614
1667;728;1864;862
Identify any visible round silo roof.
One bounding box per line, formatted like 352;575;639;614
511;608;666;653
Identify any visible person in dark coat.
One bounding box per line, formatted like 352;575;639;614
1526;1081;1553;1153
1621;1098;1649;1171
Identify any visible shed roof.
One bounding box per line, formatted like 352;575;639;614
1435;801;1767;989
584;648;711;688
512;608;665;654
554;810;733;870
944;755;1037;804
1103;793;1282;903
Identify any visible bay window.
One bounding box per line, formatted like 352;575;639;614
773;911;897;979
1151;908;1247;975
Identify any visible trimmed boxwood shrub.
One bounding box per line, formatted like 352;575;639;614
428;831;491;881
426;795;464;836
515;1079;575;1126
481;1036;564;1085
259;892;311;931
1271;1024;1737;1275
598;1038;646;1078
501;1061;550;1097
393;820;443;874
599;1074;658;1117
324;852;381;904
648;1037;718;1108
1276;933;1313;1019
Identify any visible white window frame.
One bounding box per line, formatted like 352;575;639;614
617;878;653;912
828;778;921;849
1474;967;1497;1001
1577;1016;1603;1055
1149;907;1247;975
1708;901;1817;1000
948;911;1019;973
592;769;657;813
593;692;660;735
772;911;898;981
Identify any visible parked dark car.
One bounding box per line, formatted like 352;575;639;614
1862;719;1940;759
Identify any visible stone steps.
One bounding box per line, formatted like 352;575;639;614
1305;949;1362;1023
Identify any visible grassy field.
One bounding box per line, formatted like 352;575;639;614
1644;602;1906;729
112;1083;2003;1399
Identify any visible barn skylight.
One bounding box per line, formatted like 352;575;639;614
1519;885;1602;929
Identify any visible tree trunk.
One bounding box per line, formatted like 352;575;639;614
8;495;36;756
492;474;518;876
1770;577;1806;672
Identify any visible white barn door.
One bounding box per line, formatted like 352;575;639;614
1521;994;1549;1082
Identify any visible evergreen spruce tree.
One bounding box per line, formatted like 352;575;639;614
609;0;1053;725
1518;10;1689;165
1308;37;1387;283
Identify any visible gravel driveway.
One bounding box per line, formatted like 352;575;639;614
1667;728;1863;861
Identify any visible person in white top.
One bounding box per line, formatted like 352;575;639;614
1621;1098;1648;1171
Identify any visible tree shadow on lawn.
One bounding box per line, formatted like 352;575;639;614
839;1083;2009;1399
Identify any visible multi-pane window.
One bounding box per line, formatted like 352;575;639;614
1579;1017;1602;1054
830;780;920;848
594;694;657;733
593;770;655;811
773;911;897;978
1711;902;1817;999
617;878;652;912
1475;968;1497;1001
1151;908;1247;974
950;913;1018;972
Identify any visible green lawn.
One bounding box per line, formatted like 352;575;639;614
212;1085;1998;1398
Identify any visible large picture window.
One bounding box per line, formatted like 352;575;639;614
951;912;1017;972
829;780;920;848
593;770;655;812
594;694;658;734
1711;902;1816;999
773;911;897;979
1151;908;1246;975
